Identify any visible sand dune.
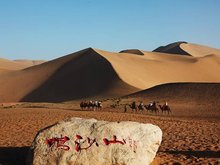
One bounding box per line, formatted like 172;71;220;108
0;68;11;74
153;42;220;57
0;58;29;70
125;82;220;119
0;44;220;102
96;49;220;89
180;43;220;57
119;49;144;55
0;58;45;71
128;82;220;102
0;48;137;102
14;59;45;67
153;41;190;55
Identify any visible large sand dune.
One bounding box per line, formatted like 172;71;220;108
0;44;220;102
0;48;137;102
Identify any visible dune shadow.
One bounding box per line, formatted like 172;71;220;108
160;150;220;158
21;48;137;103
0;147;29;165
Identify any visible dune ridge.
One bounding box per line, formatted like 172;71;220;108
0;58;30;70
153;41;190;55
119;49;144;55
153;42;220;57
0;58;45;71
14;59;45;67
180;43;220;57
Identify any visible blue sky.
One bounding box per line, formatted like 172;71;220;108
0;0;220;60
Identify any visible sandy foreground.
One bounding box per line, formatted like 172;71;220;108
0;102;219;165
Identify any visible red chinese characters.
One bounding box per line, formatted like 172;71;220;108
46;136;70;151
74;135;99;152
45;134;134;153
103;135;126;145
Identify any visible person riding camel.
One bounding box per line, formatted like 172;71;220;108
124;104;127;113
132;101;136;107
98;101;102;108
140;101;144;106
131;101;137;112
152;101;156;107
138;101;144;111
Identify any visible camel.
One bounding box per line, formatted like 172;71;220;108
128;102;138;113
96;101;102;109
144;103;159;113
137;103;145;113
80;101;88;110
124;103;144;113
126;101;159;113
80;101;102;111
158;104;171;114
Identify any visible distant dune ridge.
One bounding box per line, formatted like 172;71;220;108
13;59;45;67
153;41;220;57
0;58;29;71
0;42;220;102
180;43;220;57
153;41;190;56
119;49;144;55
0;58;45;71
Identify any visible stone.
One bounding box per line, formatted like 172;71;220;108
26;118;162;165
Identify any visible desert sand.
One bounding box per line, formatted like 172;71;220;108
180;43;220;57
0;102;219;164
0;58;29;71
0;42;220;164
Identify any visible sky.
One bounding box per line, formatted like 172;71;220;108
0;0;220;60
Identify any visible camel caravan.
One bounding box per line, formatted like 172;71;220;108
80;100;102;111
79;99;171;115
124;101;171;114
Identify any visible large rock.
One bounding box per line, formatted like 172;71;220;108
27;118;162;165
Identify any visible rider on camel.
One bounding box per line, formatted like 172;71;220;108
152;101;156;107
